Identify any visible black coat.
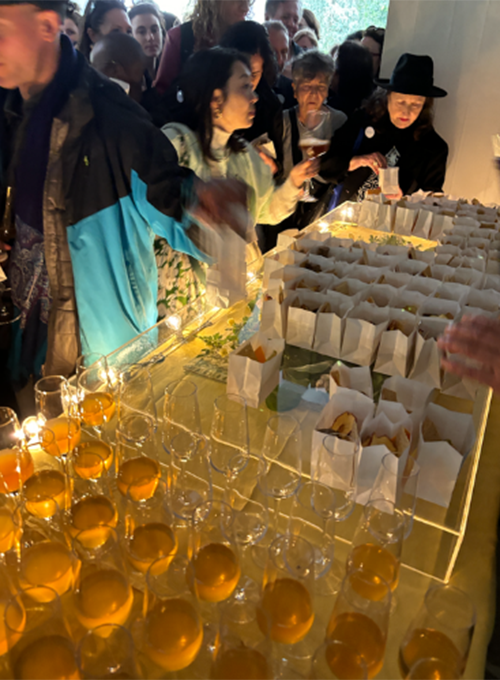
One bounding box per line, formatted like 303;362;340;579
321;109;449;204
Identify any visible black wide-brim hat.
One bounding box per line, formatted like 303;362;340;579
376;53;448;98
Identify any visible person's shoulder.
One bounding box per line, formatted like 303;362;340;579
162;122;197;147
166;23;183;42
326;105;348;126
421;126;448;153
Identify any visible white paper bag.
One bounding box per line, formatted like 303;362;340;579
379;167;399;196
227;334;284;409
394;206;418;235
205;228;247;308
356;446;394;505
260;299;284;339
377;202;396;232
408;319;447;389
341;303;389;366
358;200;380;229
312;295;352;358
412;208;435;239
380;376;435;412
277;229;299;249
285;291;325;349
329;362;373;398
374;313;416;377
430;213;454;240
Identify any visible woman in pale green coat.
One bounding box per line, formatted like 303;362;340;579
156;47;316;316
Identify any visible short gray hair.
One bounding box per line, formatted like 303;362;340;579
263;19;287;35
291;50;335;86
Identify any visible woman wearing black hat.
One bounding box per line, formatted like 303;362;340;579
321;53;449;205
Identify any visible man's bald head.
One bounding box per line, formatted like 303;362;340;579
91;32;145;101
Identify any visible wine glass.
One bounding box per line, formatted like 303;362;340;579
72;527;134;632
124;479;177;585
347;499;405;597
77;624;140;679
299;109;329;203
209;394;249;481
211;595;272;680
5;587;79;680
22;448;71;520
169;431;212;523
77;363;117;433
0;492;21;560
311;640;368;680
118;363;157;430
0;407;21;450
257;534;315;646
290;481;336;585
399;584;476;678
368;453;420;538
163;379;202;452
143;555;203;673
116;413;161;502
260;415;301;538
35;376;81;456
314;434;359;521
406;657;462;680
0;408;33;495
0;562;20;657
327;569;391;679
191;499;240;605
75;353;107;378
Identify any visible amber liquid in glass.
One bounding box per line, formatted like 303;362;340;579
20;541;75;600
0;597;25;657
69;496;118;548
192;543;240;603
75;568;133;630
299;137;330;158
0;507;18;553
116;457;160;500
212;647;270;680
145;598;203;671
14;635;79;680
399;628;465;678
45;417;81;456
80;393;116;427
257;577;314;644
349;543;400;593
327;612;386;679
128;523;177;573
73;441;113;479
0;448;33;493
325;640;367;679
24;469;69;518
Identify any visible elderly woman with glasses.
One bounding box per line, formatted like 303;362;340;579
261;50;346;250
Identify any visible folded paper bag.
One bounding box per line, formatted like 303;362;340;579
329;362;373;399
227;334;284;409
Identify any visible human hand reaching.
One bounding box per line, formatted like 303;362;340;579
349;152;387;174
290;158;320;188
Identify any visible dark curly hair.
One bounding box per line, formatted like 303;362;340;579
176;48;250;162
365;87;435;141
220;20;278;88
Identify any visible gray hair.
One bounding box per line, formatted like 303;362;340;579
293;28;318;48
291;50;335;85
263;19;287;34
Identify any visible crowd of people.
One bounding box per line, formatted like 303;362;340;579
0;0;451;403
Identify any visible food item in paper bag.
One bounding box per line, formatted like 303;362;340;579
366;188;382;197
297;279;321;292
301;261;323;273
422;417;441;442
362;428;410;456
318;412;359;441
317;246;330;258
402;305;418;315
238;344;275;364
387;320;405;332
422;312;454;320
335;282;351;295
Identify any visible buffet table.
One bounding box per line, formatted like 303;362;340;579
101;209;500;678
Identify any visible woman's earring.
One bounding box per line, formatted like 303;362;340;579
214;107;222;119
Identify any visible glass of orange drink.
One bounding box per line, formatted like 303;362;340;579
311;640;368;679
406;656;462;679
142;555;203;673
0;491;21;559
34;376;81;456
77;624;140;679
5;586;79;680
124;478;177;584
116;413;160;502
22;449;71;519
64;454;118;551
399;584;476;679
191;500;241;606
18;512;79;602
78;361;117;432
0;408;33;495
257;534;315;646
347;499;405;597
72;527;134;633
327;569;391;679
0;562;23;658
211;592;272;680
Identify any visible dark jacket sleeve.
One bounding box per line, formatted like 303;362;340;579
416;132;449;193
319;112;364;184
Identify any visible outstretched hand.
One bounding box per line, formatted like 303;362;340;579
349;152;387;174
438;315;500;393
194;178;249;240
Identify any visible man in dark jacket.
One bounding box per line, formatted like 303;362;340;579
0;0;247;387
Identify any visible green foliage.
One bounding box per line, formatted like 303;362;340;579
306;0;389;52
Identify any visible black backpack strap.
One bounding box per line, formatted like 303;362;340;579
288;107;303;167
180;21;195;67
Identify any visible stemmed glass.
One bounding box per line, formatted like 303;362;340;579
314;434;360;521
327;569;392;679
399;584;476;678
143;555;203;673
77;362;117;434
209;394;250;482
116;413;161;502
5;587;79;680
0;407;34;494
369;453;420;538
169;431;212;523
34;376;81;456
163;379;202;451
299;109;329;203
259;415;301;538
77;624;140;679
257;534;315;645
290;481;336;586
118;363;157;429
311;640;368;680
347;499;405;597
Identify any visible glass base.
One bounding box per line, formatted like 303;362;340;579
299;194;318;203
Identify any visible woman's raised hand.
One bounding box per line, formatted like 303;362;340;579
438;315;500;393
290;158;320;188
349;152;387;174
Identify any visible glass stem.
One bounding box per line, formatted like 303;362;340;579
273;497;282;537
